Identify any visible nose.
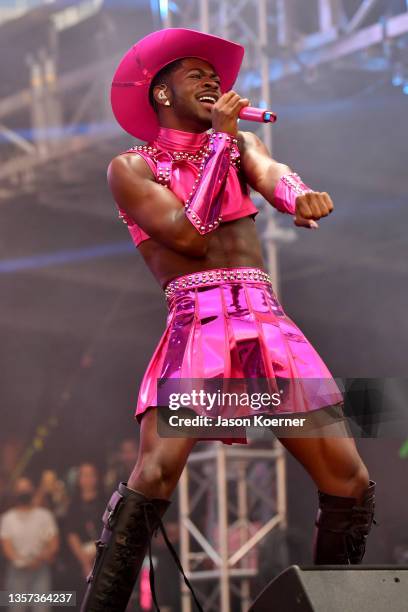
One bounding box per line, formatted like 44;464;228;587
202;76;219;90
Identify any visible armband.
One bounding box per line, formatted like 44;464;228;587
184;131;236;234
273;172;313;215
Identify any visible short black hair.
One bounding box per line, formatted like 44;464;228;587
148;59;184;112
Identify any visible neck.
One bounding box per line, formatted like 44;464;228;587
157;114;211;134
154;125;210;153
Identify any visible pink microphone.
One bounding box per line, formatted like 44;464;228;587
238;107;277;123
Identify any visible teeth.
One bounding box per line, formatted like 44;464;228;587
199;96;216;103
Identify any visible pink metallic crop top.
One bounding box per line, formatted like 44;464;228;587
115;127;259;247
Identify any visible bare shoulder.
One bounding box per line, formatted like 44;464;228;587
237;130;263;154
107;152;154;185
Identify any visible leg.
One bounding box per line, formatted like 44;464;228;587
80;408;199;612
30;565;52;612
277;436;369;502
127;407;197;499
5;566;30;612
278;436;376;564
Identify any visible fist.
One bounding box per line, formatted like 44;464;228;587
211;91;250;137
294;191;334;229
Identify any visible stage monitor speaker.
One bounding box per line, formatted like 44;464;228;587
248;565;408;612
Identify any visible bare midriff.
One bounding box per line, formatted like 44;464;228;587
138;215;265;289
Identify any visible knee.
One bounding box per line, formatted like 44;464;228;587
128;456;175;499
342;462;370;501
352;462;370;490
318;458;370;502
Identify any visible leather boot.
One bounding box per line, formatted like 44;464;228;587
80;482;203;612
313;480;376;564
80;482;168;611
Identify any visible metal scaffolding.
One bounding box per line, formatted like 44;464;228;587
178;443;287;612
0;0;114;190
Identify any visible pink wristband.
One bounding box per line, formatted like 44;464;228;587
184;131;236;234
273;172;313;215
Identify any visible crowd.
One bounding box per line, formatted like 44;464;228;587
0;437;181;612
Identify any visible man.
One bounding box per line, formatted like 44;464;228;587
0;477;59;612
80;29;376;611
66;464;106;586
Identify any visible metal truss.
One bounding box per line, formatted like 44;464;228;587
0;57;112;177
163;0;408;82
178;443;287;612
0;0;113;193
0;0;104;27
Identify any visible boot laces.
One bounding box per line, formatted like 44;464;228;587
143;502;204;612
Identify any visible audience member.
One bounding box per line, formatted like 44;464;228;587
33;470;69;519
0;477;59;611
105;438;139;491
64;463;106;600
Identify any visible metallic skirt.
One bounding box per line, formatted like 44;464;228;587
135;267;344;439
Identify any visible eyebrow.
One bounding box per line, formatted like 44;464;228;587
186;68;220;79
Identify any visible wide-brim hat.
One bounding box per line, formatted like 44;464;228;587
111;28;244;142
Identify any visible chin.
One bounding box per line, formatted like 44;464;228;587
179;106;212;132
195;114;212;131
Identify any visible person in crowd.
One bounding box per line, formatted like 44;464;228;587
0;437;24;514
0;477;59;611
104;438;139;492
32;469;69;519
65;463;106;597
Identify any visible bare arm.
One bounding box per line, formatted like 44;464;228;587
37;533;59;563
0;537;18;564
67;532;94;576
67;532;88;565
238;131;334;228
26;532;60;570
238;131;291;198
107;155;210;257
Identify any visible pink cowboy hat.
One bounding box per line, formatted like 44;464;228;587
111;28;245;142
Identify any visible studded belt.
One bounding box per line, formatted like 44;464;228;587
164;267;273;301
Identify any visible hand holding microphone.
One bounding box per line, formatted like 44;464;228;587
211;91;276;137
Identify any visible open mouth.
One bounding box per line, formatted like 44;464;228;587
197;94;217;109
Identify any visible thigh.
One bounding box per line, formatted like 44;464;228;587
30;564;51;592
28;566;52;612
129;408;197;496
5;566;29;612
277;435;366;487
138;408;197;465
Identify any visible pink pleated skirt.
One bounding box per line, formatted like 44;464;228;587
134;267;344;443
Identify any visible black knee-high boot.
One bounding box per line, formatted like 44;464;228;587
80;482;203;612
313;480;376;564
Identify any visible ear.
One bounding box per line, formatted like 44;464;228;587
153;85;170;107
